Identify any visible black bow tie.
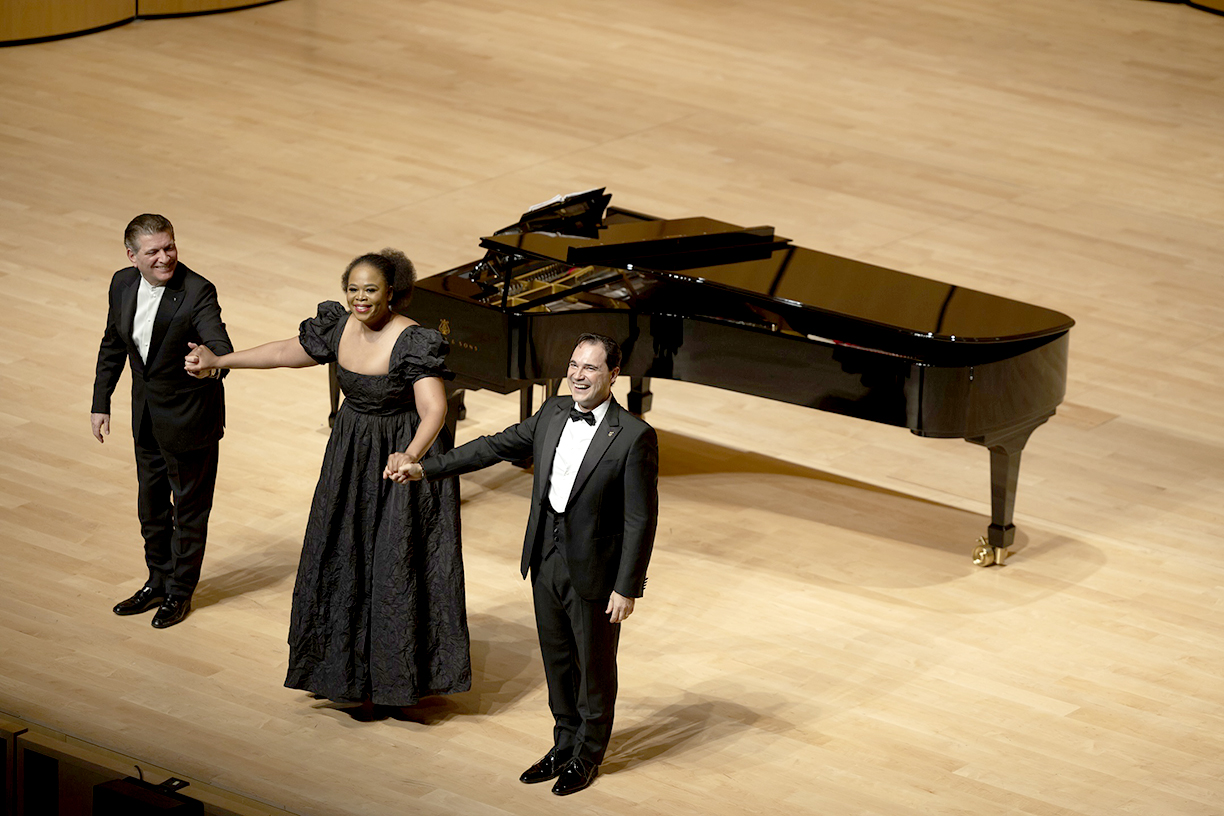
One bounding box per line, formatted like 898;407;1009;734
568;406;596;425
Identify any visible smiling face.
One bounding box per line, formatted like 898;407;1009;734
345;263;393;326
127;230;178;286
567;340;618;411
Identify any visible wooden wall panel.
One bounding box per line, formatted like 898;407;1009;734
138;0;283;18
0;0;132;44
0;0;286;44
0;716;29;816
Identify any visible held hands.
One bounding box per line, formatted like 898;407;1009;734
607;591;635;624
184;342;219;378
383;453;425;483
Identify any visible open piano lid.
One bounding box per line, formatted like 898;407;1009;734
481;194;1073;347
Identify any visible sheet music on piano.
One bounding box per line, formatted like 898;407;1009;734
527;187;605;213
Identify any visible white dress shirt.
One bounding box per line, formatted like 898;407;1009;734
132;275;166;364
548;398;611;512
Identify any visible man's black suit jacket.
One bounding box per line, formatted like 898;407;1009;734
92;263;233;454
424;395;659;601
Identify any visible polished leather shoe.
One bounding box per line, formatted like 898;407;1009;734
519;747;571;784
551;757;597;796
151;596;191;629
113;586;165;616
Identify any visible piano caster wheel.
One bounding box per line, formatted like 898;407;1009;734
972;537;1011;567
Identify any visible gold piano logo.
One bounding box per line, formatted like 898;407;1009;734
436;318;478;352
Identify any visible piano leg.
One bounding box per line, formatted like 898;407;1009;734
519;385;534;422
328;362;340;428
511;381;559;469
628;376;653;415
518;380;563;421
968;418;1050;566
444;386;466;444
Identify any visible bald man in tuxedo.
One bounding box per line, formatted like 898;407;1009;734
391;333;658;795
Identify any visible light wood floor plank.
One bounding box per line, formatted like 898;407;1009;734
3;0;1224;814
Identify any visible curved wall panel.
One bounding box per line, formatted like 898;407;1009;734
1;1;133;45
138;0;284;17
1142;0;1224;13
1;0;286;46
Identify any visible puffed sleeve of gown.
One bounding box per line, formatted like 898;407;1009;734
389;327;454;386
297;301;349;364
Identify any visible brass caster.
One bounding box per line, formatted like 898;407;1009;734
972;537;1011;567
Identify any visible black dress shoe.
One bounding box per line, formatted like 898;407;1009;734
551;757;597;796
113;586;165;616
151;596;191;629
519;747;572;784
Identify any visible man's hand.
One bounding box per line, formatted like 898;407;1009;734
184;341;218;378
383;455;424;483
606;591;635;624
91;413;110;444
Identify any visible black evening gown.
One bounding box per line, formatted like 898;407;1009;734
285;301;470;706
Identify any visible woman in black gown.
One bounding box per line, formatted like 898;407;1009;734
185;249;469;707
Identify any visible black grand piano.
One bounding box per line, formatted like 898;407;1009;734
387;188;1074;566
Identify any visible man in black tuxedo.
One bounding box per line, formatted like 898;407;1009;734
91;214;232;629
392;333;659;795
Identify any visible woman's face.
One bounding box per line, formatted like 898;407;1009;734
345;263;393;326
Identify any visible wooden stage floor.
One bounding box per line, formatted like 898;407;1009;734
1;1;1223;814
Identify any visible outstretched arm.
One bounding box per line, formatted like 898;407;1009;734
386;395;551;482
192;279;234;357
185;337;316;377
384;377;447;477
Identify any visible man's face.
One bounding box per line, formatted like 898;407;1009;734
128;231;178;286
568;341;618;411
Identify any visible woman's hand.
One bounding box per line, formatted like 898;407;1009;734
383;451;418;482
185;341;219;378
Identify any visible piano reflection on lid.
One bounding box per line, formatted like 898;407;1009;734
338;188;1074;566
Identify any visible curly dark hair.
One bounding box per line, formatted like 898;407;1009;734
342;248;416;313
